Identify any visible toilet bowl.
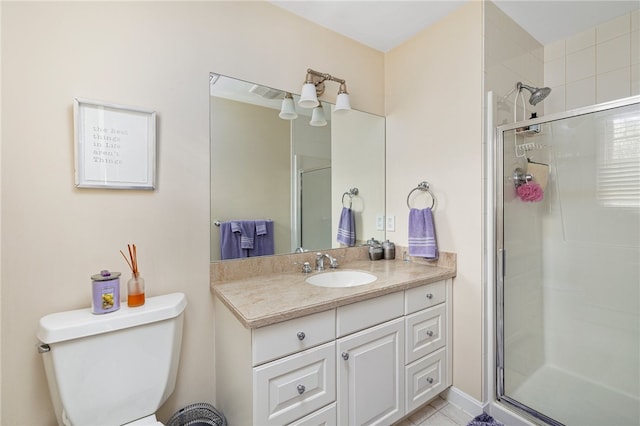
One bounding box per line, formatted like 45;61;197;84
37;292;187;426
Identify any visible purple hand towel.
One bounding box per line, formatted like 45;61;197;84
232;220;255;249
252;220;274;256
337;207;356;246
220;221;245;260
255;220;267;236
408;207;438;259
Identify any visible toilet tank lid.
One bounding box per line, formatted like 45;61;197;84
37;292;187;344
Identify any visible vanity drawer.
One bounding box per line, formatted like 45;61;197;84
336;291;404;337
405;304;446;364
253;342;336;426
287;402;336;426
405;347;447;414
404;280;446;314
253;309;336;366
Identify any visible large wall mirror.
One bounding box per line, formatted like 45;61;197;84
210;73;385;262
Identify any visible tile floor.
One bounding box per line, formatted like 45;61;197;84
394;397;475;426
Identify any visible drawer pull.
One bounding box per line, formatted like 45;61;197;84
341;352;349;360
425;293;433;299
426;377;434;384
297;331;306;341
297;384;306;394
426;330;434;337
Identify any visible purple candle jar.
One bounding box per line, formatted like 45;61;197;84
90;270;121;314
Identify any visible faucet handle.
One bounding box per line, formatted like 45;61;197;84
329;258;339;268
302;262;312;274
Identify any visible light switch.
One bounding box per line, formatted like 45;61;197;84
386;215;395;232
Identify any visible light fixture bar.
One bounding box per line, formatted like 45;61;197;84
299;68;351;112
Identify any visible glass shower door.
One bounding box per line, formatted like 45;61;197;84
299;166;331;251
497;98;640;426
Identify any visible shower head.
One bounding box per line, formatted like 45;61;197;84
516;82;551;106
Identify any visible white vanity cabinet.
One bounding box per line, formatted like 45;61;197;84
404;280;452;413
214;278;452;426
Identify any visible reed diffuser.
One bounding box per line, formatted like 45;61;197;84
120;244;145;307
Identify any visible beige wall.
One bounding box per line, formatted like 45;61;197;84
0;2;384;424
385;1;484;400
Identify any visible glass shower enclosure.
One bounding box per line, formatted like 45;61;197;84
495;95;640;425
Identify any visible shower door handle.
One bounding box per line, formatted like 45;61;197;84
498;248;506;279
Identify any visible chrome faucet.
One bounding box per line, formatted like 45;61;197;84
315;252;338;271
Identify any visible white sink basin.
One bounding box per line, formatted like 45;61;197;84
305;270;377;288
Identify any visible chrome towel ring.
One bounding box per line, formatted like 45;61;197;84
342;188;359;208
407;181;436;210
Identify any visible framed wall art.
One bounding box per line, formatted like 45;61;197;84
74;98;156;189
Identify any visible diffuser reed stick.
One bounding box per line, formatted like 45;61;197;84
120;244;139;277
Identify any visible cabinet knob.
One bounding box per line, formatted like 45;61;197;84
341;352;349;360
297;331;306;341
425;293;433;299
426;377;434;384
297;384;306;394
426;330;434;337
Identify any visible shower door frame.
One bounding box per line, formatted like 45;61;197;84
493;95;640;426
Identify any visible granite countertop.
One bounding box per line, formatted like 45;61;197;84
212;257;456;329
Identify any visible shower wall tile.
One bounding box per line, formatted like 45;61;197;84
597;35;631;74
544;39;565;62
597;13;630;43
597;67;630;103
631;30;640;65
544;85;565;115
566;77;596;110
544;9;638;114
544;56;565;88
566;28;595;54
566;47;596;82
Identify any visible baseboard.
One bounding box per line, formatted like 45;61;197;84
442;387;536;426
442;387;486;417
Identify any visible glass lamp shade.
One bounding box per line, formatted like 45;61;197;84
334;93;351;114
299;83;320;108
310;106;327;127
278;97;298;120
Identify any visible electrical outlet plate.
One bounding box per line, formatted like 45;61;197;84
376;214;385;231
386;215;395;232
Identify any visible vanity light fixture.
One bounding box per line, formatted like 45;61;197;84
310;105;327;127
298;68;351;114
278;92;298;120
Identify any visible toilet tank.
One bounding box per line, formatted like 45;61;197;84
37;292;187;426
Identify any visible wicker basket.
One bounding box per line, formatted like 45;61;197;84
166;403;227;426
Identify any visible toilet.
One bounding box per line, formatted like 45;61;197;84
37;292;187;426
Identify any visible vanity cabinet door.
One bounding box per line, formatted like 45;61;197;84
336;317;405;426
254;342;336;426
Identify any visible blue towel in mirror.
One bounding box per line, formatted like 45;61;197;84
220;222;245;260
